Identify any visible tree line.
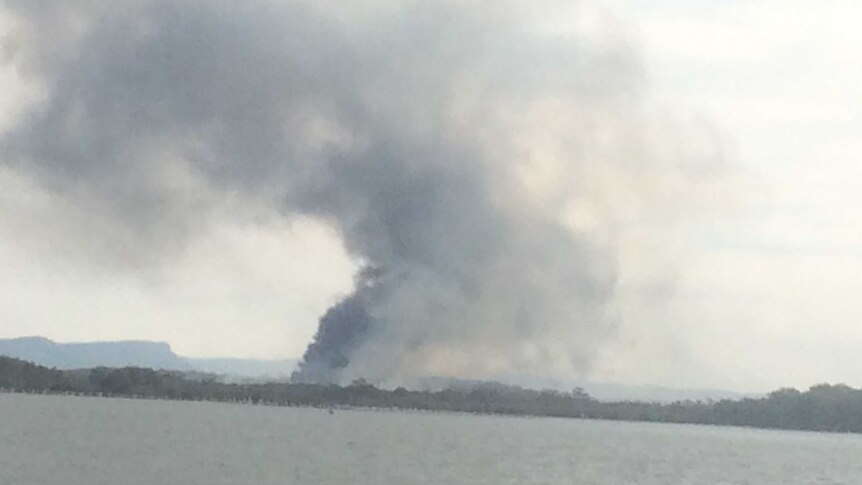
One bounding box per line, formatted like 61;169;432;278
3;355;862;433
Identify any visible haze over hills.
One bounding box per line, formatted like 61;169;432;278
0;336;757;402
419;376;757;404
188;358;298;380
489;376;758;403
0;337;297;379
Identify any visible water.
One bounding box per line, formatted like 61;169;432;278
2;393;861;484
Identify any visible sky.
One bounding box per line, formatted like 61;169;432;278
0;0;861;392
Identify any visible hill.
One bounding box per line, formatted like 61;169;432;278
0;336;298;378
0;337;191;370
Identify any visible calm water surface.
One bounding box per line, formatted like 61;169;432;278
2;393;861;484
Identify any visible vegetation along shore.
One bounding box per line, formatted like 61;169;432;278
2;355;861;434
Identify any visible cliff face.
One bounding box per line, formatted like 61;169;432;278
0;336;191;370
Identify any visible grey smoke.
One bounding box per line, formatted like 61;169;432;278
1;0;722;383
294;270;376;383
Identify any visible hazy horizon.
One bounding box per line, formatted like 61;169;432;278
2;0;861;392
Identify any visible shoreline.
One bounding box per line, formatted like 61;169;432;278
3;386;860;437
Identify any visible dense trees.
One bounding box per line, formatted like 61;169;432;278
3;355;862;434
0;356;71;392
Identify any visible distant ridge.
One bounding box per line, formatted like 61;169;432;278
0;336;298;378
0;336;191;370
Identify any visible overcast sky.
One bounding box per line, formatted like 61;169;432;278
1;0;861;392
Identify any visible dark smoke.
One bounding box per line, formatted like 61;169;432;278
0;0;723;384
293;269;378;383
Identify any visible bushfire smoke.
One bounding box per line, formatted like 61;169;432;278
1;0;723;384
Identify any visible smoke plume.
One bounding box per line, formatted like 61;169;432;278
1;0;723;384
